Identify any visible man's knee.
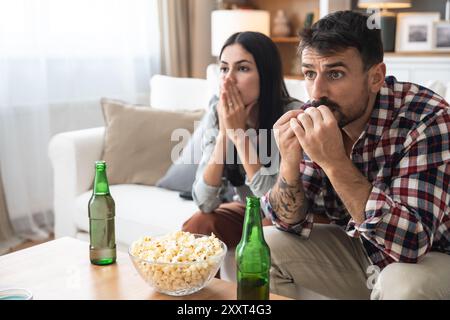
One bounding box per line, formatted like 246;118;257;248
371;263;428;299
371;253;450;300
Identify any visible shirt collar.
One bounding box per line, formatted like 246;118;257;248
352;76;398;153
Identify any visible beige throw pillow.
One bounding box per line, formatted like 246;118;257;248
101;98;204;186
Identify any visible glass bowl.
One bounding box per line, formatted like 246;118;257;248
129;232;227;296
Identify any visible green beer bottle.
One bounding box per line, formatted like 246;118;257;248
88;161;116;265
236;196;271;300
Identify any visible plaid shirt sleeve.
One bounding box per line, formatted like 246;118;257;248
347;108;450;264
261;159;324;238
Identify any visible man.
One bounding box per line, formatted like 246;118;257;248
263;10;450;300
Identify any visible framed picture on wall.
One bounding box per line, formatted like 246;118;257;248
432;21;450;51
395;12;440;52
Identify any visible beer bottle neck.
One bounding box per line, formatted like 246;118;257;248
241;198;264;243
93;162;110;195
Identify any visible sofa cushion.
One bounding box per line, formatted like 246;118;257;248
155;111;208;193
101;98;204;186
75;184;198;246
154;138;198;194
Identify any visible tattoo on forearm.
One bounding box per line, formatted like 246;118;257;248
269;176;307;222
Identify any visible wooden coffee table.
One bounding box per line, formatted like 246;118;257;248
0;237;289;300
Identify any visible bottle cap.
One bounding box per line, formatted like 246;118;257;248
95;160;106;170
246;196;260;208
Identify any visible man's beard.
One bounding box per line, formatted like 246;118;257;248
308;96;369;128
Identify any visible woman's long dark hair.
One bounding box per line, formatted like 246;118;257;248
219;31;292;186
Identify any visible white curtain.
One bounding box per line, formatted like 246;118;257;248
0;0;161;241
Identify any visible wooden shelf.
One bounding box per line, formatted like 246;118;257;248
271;37;300;44
385;51;450;57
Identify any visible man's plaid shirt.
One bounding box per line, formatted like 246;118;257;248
263;76;450;269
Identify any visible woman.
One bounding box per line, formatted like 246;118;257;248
182;31;303;249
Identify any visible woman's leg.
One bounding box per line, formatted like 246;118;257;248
182;202;273;249
182;202;246;249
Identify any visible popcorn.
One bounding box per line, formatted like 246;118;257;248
129;231;225;294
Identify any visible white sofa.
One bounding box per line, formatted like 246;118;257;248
48;65;311;245
48;64;450;299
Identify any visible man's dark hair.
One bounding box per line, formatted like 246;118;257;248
299;10;384;71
